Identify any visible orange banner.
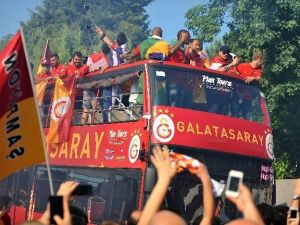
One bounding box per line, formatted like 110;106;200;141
46;77;76;145
0;30;45;179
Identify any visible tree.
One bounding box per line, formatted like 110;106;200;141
205;37;223;58
185;0;300;177
274;152;295;179
0;34;13;51
0;0;153;71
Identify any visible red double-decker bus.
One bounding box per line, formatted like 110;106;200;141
0;60;274;224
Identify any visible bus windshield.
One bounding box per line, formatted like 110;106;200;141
150;65;268;124
30;166;141;223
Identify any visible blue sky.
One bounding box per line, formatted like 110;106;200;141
0;0;202;42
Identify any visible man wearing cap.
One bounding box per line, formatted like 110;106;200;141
210;45;239;72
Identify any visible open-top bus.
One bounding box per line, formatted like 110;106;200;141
0;60;274;224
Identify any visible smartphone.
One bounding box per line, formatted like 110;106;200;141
49;196;63;225
290;207;298;220
72;184;93;196
225;170;244;198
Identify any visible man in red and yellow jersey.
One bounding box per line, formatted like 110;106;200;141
50;54;65;78
186;38;210;68
64;51;89;81
168;29;190;64
237;50;264;84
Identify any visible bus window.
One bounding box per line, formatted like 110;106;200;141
69;168;141;223
34;167;68;212
110;173;140;221
9;169;32;208
73;71;143;125
150;66;266;123
0;178;10;197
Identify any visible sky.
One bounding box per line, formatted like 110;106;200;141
0;0;201;42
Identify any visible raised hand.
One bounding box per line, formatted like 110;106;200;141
57;181;79;201
226;183;264;225
150;145;177;182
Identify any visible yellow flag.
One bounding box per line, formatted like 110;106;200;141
35;79;48;106
46;77;76;145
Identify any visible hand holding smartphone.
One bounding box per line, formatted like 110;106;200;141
290;207;298;220
225;170;244;198
49;195;63;225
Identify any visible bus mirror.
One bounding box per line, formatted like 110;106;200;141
144;167;156;193
142;114;151;129
142;114;151;120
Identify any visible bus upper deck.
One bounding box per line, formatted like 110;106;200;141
0;60;274;224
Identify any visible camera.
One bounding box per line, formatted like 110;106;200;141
84;24;92;30
83;5;90;10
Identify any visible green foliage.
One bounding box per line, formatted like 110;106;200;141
0;0;153;71
185;1;231;43
205;37;223;58
0;34;13;51
185;0;300;173
274;152;295;178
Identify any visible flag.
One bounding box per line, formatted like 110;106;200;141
170;152;225;196
46;77;76;145
35;79;48;106
36;39;51;74
0;30;45;179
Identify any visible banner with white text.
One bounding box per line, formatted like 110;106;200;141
0;31;45;179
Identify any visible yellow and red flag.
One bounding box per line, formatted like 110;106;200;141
36;39;51;75
46;77;76;145
0;30;45;179
35;79;48;106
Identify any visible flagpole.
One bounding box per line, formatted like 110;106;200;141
20;28;54;195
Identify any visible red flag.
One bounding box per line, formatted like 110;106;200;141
46;77;76;145
36;39;51;74
0;30;45;179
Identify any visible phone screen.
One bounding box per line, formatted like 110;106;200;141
291;209;298;219
49;196;63;224
229;177;240;192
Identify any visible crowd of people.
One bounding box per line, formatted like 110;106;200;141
1;146;299;225
36;26;264;82
35;26;264;124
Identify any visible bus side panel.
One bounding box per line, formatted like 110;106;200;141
45;120;149;169
151;106;272;159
